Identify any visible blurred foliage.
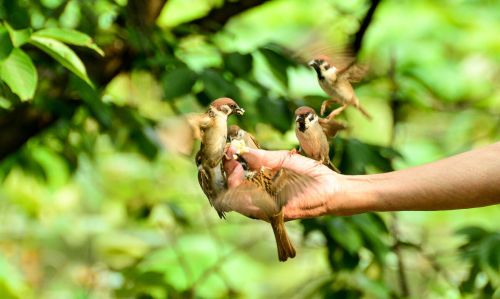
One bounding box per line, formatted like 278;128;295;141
0;0;499;298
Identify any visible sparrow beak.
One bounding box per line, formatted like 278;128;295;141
308;60;317;68
295;115;301;122
234;107;245;115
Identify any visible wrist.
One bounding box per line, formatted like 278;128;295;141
330;174;381;215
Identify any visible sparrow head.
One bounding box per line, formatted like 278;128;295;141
227;124;243;141
295;106;318;133
211;98;245;116
308;57;336;80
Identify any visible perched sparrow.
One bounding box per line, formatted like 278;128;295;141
227;125;260;150
196;98;244;218
309;57;371;119
295;106;346;172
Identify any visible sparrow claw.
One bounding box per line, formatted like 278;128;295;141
223;143;232;159
288;148;299;156
320;99;336;116
325;104;347;120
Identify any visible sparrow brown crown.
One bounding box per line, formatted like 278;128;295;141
295;106;316;116
228;124;241;138
210;98;244;115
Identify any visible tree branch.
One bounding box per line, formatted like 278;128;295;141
0;0;169;162
173;0;271;35
352;0;381;54
0;104;55;160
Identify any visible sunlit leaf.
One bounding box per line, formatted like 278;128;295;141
4;22;31;47
33;27;104;56
260;48;290;88
29;35;93;86
0;48;37;100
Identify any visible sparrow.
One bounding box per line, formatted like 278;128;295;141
309;57;371;119
222;129;318;261
227;124;260;150
196;98;245;218
218;158;312;261
294;106;346;172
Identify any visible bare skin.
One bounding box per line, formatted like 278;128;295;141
223;142;500;220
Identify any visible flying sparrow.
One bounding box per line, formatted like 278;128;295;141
309;57;371;119
196;98;244;218
294;106;346;172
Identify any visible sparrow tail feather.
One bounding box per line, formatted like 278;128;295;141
270;212;296;262
356;104;372;120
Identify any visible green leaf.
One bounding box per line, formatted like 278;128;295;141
326;218;363;254
338;138;395;174
33;27;104;56
161;67;197;100
351;214;390;263
4;22;31;47
29;35;93;86
223;52;253;76
456;226;490;243
0;24;13;61
0;48;37;100
256;96;292;133
260;48;290;87
201;69;239;99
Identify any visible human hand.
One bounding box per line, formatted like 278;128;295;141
223;147;345;221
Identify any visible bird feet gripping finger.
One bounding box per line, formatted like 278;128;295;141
288;148;299;157
224;143;232;160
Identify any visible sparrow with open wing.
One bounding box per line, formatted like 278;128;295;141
195;98;244;218
220;126;317;261
295;106;346;172
309;56;370;119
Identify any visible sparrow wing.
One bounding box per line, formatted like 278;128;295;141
319;117;347;138
245;133;261;150
215;181;277;219
270;168;316;209
337;63;368;83
197;162;226;219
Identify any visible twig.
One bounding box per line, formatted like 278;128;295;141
352;0;382;54
390;213;410;297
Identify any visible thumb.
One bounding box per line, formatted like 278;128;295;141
240;148;290;170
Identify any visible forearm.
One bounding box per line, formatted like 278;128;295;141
332;142;500;215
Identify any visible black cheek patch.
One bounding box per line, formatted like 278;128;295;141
298;121;306;132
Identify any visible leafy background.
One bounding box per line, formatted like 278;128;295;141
0;0;499;298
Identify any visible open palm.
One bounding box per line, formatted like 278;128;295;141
223;148;343;221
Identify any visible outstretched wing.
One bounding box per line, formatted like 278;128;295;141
319;117;347;138
268;168;317;209
337;62;368;83
215;181;276;219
